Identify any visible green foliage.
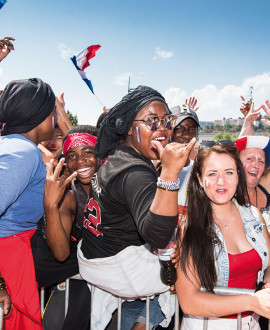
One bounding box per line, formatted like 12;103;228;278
214;124;222;131
223;132;232;140
66;110;78;127
231;133;238;141
214;132;223;141
214;131;237;142
224;123;233;130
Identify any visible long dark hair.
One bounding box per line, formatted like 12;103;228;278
180;144;250;292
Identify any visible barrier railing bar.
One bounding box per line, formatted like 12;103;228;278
203;317;208;330
40;287;45;315
237;313;242;330
65;278;70;317
145;296;150;330
174;295;179;330
0;302;3;330
200;286;258;330
117;298;122;330
90;284;94;330
200;286;254;295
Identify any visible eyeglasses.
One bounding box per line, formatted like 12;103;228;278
134;115;177;131
174;126;197;135
199;140;236;149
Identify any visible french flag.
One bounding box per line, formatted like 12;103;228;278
70;45;101;94
0;0;7;10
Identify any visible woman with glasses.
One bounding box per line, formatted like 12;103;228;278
176;141;270;329
77;85;196;329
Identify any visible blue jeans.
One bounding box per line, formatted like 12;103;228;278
121;295;164;330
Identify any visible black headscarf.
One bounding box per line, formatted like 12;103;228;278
0;78;55;135
95;85;168;159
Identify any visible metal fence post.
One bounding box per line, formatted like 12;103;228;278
117;297;122;330
145;296;150;330
40;287;45;315
65;278;70;317
0;302;3;330
174;295;179;330
90;285;94;330
237;313;242;330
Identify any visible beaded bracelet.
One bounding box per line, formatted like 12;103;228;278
0;277;7;290
157;178;180;191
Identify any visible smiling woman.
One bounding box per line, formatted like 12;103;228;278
77;85;196;329
177;142;270;329
235;136;270;211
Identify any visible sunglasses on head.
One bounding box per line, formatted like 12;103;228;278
199;140;236;149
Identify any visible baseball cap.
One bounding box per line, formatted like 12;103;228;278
170;104;200;128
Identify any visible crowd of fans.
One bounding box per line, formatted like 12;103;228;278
2;36;270;330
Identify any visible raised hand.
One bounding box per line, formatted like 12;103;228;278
259;100;270;126
152;137;196;177
242;99;260;124
44;158;77;208
240;96;251;117
55;93;73;134
185;97;199;111
0;37;15;62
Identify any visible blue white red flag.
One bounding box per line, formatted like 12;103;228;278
0;0;7;10
70;45;101;94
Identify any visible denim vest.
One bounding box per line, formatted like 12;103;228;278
214;200;269;286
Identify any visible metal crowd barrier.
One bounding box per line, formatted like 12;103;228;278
39;283;270;329
89;283;179;330
40;280;180;329
201;286;270;330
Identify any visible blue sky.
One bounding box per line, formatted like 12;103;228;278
0;0;270;124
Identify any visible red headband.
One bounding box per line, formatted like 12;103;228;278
63;133;97;155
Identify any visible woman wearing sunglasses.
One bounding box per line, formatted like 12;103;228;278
176;141;270;329
77;85;196;329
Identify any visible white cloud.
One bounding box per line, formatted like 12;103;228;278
58;43;74;59
114;72;132;86
153;47;173;60
114;72;145;87
164;72;270;121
